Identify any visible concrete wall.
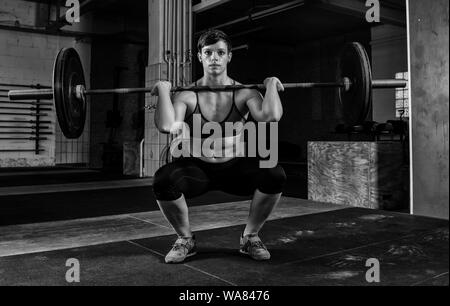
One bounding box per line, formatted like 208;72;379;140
409;0;449;219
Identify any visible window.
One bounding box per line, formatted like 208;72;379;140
395;72;409;119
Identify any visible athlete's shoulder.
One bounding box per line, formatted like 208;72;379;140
173;82;197;104
234;80;262;102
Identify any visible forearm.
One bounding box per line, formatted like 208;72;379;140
261;83;283;122
155;92;175;133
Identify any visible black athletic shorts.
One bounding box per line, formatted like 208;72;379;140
153;157;286;201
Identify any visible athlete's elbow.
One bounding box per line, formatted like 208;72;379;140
155;120;172;134
263;110;283;122
260;102;283;122
158;126;171;134
272;110;283;122
158;123;174;134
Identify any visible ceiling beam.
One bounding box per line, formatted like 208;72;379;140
196;0;305;34
192;0;234;13
313;0;406;27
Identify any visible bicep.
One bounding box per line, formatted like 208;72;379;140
173;100;187;122
246;91;264;121
155;94;187;134
172;92;189;122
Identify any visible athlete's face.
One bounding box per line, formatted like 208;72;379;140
198;40;232;76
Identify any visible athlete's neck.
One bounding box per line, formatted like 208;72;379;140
201;74;232;86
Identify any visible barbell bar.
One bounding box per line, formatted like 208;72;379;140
0;106;52;111
0;120;51;124
0;112;48;117
82;79;404;94
8;79;406;100
0;131;53;135
0;126;50;129
0;137;48;141
8;42;408;139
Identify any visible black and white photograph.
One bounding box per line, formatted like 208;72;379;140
0;0;448;293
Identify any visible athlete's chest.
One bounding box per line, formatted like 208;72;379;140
199;92;232;119
194;92;247;121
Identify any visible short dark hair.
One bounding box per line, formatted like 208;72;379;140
197;29;232;53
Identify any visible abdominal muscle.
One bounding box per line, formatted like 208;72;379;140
197;134;245;163
171;133;246;163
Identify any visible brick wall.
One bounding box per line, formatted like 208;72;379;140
0;0;91;167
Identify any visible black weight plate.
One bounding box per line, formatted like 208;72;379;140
338;42;372;126
53;48;86;139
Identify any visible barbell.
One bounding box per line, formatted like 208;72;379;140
8;42;407;139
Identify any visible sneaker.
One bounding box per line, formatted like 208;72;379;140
165;235;197;264
239;233;271;261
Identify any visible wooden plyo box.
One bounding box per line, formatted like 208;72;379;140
308;141;408;210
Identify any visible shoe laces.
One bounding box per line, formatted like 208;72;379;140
245;235;267;250
172;237;192;251
249;239;267;250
